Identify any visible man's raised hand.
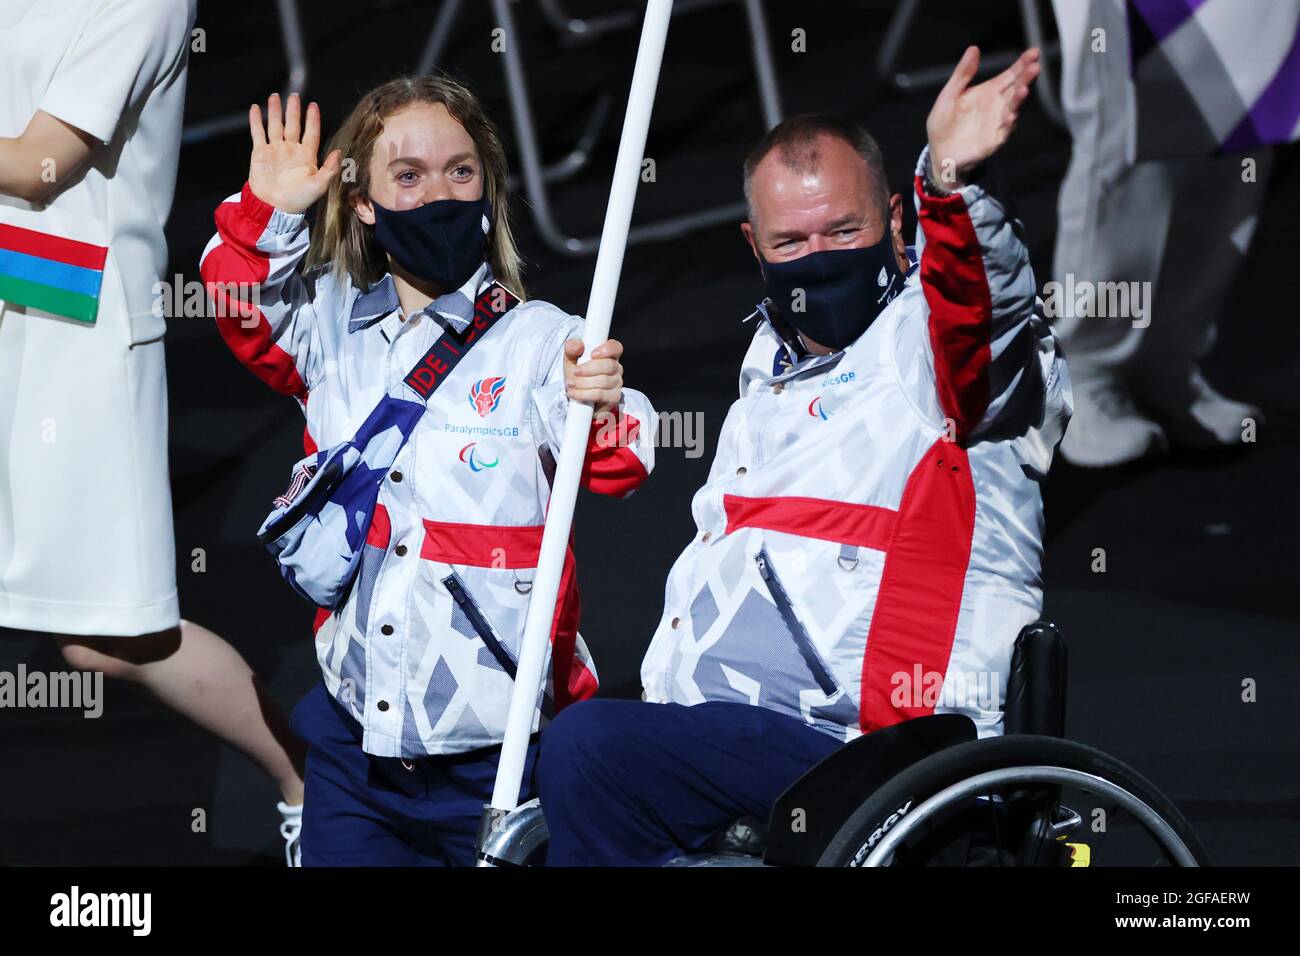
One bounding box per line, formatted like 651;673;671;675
925;46;1040;190
248;92;341;214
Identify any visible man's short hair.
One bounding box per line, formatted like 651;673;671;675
743;114;890;223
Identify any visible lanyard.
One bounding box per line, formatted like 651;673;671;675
402;281;520;401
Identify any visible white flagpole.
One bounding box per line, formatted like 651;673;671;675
481;0;674;849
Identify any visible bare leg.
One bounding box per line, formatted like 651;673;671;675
57;620;305;805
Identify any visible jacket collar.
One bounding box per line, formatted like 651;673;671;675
348;261;493;334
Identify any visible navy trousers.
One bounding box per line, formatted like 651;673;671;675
289;682;537;866
538;698;842;866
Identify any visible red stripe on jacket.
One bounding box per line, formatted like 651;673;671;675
724;494;897;551
915;175;994;444
419;519;596;709
858;438;976;732
202;183;309;401
582;412;648;497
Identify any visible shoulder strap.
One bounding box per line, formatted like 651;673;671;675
403;281;521;401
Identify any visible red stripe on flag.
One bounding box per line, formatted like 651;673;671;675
0;223;107;271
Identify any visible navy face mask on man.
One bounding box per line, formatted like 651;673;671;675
759;236;905;351
369;195;491;289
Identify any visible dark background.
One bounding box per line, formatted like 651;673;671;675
2;0;1297;865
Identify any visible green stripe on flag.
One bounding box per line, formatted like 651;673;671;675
0;273;98;323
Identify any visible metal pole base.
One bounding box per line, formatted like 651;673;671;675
475;799;550;867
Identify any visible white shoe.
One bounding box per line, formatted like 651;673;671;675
1138;369;1262;448
277;801;302;867
1060;372;1167;467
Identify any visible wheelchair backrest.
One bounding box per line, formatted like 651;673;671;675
1003;621;1068;738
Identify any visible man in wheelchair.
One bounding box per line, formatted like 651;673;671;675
537;47;1074;866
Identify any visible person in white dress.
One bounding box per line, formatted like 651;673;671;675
0;0;304;864
1049;0;1291;466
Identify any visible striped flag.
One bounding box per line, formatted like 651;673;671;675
1128;0;1300;159
0;222;108;324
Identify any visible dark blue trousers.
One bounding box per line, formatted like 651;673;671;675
289;682;537;866
538;698;842;866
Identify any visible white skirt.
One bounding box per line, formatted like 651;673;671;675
0;294;179;636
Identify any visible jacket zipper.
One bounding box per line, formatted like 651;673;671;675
754;549;840;696
442;572;517;680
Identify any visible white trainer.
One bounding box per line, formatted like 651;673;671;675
277;801;303;868
1060;372;1167;467
1138;369;1261;448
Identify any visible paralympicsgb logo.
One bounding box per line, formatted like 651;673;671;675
469;376;507;417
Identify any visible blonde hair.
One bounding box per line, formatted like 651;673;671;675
305;73;525;297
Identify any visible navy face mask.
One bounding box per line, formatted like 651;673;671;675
369;195;490;289
759;237;905;351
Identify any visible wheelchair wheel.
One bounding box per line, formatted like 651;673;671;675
816;735;1210;867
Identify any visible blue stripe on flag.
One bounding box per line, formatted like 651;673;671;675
0;248;103;297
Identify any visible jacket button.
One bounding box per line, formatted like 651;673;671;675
772;383;784;394
671;617;681;628
377;700;389;712
391;471;403;483
701;532;712;542
736;466;747;475
381;624;394;635
395;544;408;557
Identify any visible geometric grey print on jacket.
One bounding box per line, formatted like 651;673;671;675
452;462;487;500
447;701;490;743
422;656;459;730
477;645;508;673
402;695;425;752
324;614;341;672
715;539;748;601
690;582;720;636
808;689;859;734
805;568;846;632
694;586;836;713
448;586;511;674
353;543;386;632
508;468;536;509
339;633;367;711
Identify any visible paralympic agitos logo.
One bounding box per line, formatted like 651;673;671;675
458;442;500;472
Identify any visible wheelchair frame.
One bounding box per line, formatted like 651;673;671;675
477;622;1208;867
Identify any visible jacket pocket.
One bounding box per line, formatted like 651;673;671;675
442;570;517;680
755;548;840;696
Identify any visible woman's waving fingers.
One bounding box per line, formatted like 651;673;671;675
284;92;302;144
266;92;284;142
248;103;267;147
302;100;322;157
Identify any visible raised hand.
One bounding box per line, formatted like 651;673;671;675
247;92;341;214
925;47;1040;190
